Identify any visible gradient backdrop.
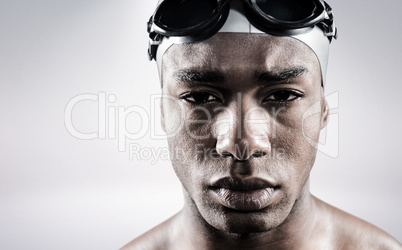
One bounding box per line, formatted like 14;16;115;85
0;0;401;249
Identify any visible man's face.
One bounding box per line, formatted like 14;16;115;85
160;33;328;233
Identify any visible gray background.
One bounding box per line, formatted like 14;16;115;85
0;0;400;249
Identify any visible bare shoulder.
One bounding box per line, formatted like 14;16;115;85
120;212;181;250
314;197;402;250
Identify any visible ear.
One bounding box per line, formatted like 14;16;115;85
160;96;166;133
320;96;330;130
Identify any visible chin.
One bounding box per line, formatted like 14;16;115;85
200;204;290;235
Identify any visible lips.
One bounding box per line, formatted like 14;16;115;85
210;177;277;211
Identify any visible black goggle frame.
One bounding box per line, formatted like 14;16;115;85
147;0;337;61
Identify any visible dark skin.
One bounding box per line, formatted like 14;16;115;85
121;33;401;250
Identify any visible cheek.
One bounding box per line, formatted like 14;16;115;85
183;107;215;141
162;95;215;137
271;103;321;177
163;101;217;186
162;97;185;136
163;100;214;149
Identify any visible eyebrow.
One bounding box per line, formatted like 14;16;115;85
174;67;307;85
255;67;307;83
174;70;225;84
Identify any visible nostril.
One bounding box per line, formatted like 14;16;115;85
251;151;266;158
221;151;233;158
214;148;234;158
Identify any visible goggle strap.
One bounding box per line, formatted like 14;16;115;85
322;1;337;40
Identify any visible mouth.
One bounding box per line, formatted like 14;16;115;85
209;177;278;211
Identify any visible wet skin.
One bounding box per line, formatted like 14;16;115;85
160;32;328;235
122;33;402;250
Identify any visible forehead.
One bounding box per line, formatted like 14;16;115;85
162;33;319;75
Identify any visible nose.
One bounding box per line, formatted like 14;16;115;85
214;98;271;161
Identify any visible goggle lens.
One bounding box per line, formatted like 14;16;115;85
254;0;317;22
148;0;336;61
155;0;218;30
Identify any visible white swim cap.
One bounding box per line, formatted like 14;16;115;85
151;0;337;85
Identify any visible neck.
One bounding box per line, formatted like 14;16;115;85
177;181;320;250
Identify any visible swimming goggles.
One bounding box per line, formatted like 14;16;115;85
147;0;337;61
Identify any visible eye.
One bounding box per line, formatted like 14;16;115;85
180;91;221;104
263;89;304;103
